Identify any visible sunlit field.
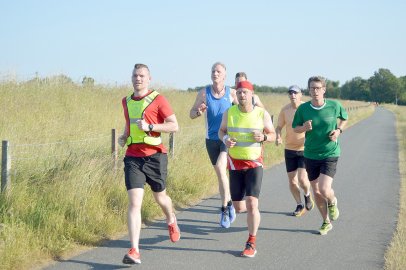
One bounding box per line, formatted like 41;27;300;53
384;104;406;270
0;80;374;270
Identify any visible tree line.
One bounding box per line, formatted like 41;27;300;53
187;68;406;105
5;68;405;105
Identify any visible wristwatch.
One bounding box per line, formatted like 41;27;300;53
148;124;154;132
337;127;343;133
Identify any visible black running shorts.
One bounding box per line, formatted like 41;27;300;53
229;166;263;201
284;149;306;173
124;153;168;192
304;157;339;181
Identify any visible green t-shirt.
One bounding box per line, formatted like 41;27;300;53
292;99;348;160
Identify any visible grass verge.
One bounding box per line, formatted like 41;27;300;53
384;105;406;270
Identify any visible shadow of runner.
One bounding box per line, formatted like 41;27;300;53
150;220;246;234
51;259;130;270
259;227;319;234
260;210;292;216
138;244;239;256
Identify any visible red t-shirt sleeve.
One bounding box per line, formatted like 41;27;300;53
156;95;174;119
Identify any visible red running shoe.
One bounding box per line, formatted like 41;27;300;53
122;248;141;264
241;242;257;258
168;216;181;242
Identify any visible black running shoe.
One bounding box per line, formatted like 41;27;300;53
304;194;314;211
293;204;305;217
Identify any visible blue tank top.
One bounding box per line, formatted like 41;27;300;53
205;85;233;140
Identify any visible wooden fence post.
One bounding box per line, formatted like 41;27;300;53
111;129;118;170
169;133;175;157
1;140;11;192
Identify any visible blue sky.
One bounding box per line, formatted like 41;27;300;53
1;0;405;90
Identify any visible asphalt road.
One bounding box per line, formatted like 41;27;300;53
43;107;400;270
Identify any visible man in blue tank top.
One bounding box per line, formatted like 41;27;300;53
189;62;239;228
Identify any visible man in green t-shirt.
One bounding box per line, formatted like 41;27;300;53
292;76;348;235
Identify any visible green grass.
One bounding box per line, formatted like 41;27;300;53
0;81;375;270
384;104;406;270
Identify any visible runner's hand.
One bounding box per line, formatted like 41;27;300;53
223;135;237;148
118;134;127;147
329;129;340;142
136;119;148;131
252;130;263;142
304;120;312;131
198;103;207;114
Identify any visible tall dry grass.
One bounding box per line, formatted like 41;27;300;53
0;81;374;270
384;104;406;270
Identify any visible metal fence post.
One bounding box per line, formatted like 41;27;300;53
169;133;175;157
1;140;11;192
111;129;118;170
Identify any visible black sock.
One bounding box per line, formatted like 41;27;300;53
227;200;233;207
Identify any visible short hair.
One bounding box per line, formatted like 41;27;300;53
308;76;326;88
235;72;247;79
134;63;150;72
211;62;227;71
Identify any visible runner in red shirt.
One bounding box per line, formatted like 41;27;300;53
118;64;180;265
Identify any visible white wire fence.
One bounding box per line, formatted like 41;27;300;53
0;125;208;192
1;130;119;192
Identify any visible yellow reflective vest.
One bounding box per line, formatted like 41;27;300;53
124;91;162;146
227;105;264;160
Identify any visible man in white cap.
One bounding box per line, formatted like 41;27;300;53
275;85;314;217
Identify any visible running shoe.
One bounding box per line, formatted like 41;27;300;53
168;216;181;242
293;204;305;217
319;220;333;235
228;204;236;223
220;207;231;228
241;242;257;258
328;198;339;221
304;194;314;211
122;248;141;264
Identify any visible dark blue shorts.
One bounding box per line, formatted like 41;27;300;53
205;139;227;165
